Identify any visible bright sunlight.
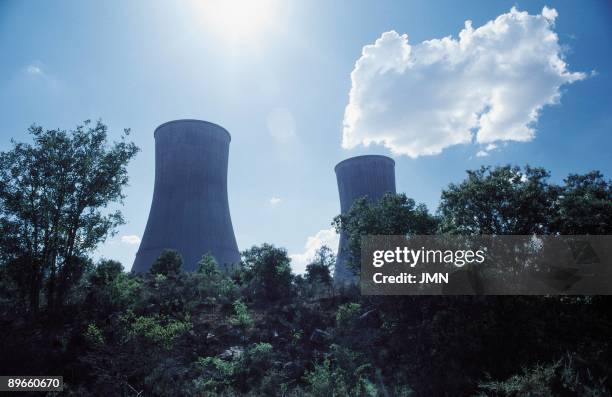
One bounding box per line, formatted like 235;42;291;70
196;0;279;41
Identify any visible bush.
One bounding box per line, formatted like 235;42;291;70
194;342;279;394
240;244;294;302
304;345;378;396
478;353;611;396
124;313;191;350
150;250;183;276
230;300;253;329
84;323;104;346
197;253;220;277
194;356;235;393
336;302;361;327
305;246;334;286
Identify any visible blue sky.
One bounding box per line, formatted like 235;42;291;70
1;0;610;272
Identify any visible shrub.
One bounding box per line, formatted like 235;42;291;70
197;253;220;277
478;353;611;396
240;244;294;302
124;313;191;350
194;356;235;393
230;300;253;329
150;250;183;276
336;302;361;327
304;345;378;396
84;323;104;346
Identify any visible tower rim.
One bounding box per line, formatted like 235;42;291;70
154;119;232;141
334;155;395;173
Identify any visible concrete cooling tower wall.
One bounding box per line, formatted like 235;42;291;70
334;155;396;282
132;119;241;273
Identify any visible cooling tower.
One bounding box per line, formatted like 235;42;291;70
132;119;241;273
334;155;396;282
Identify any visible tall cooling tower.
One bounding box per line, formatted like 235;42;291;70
132;119;241;273
334;155;396;282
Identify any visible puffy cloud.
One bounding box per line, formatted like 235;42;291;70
476;150;489;157
269;196;282;205
343;7;585;158
121;235;141;245
290;227;339;274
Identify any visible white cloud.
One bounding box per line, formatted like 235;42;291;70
476;150;489;157
290;227;339;274
269;196;282;205
343;7;585;158
485;143;498;151
541;6;558;21
26;65;43;75
121;235;141;245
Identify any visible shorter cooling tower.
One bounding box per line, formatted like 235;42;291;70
132;120;241;273
334;155;396;282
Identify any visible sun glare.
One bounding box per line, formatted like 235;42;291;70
197;0;278;41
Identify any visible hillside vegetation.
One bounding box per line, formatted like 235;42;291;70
1;122;611;395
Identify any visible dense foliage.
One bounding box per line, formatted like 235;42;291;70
1;126;611;395
0;120;138;313
437;165;612;235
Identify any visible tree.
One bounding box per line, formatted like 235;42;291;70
438;165;558;235
438;165;612;235
195;253;234;303
305;245;334;287
150;250;183;276
240;244;293;301
89;259;124;286
553;171;612;234
0;120;138;312
83;259;134;320
197;253;220;277
333;193;437;272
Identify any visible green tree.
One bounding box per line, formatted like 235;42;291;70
305;245;334;286
90;259;124;286
83;259;139;319
0;120;138;312
438;165;612;235
333;192;437;272
240;244;293;301
553;171;612;234
197;252;220;277
438;165;557;234
150;250;183;276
